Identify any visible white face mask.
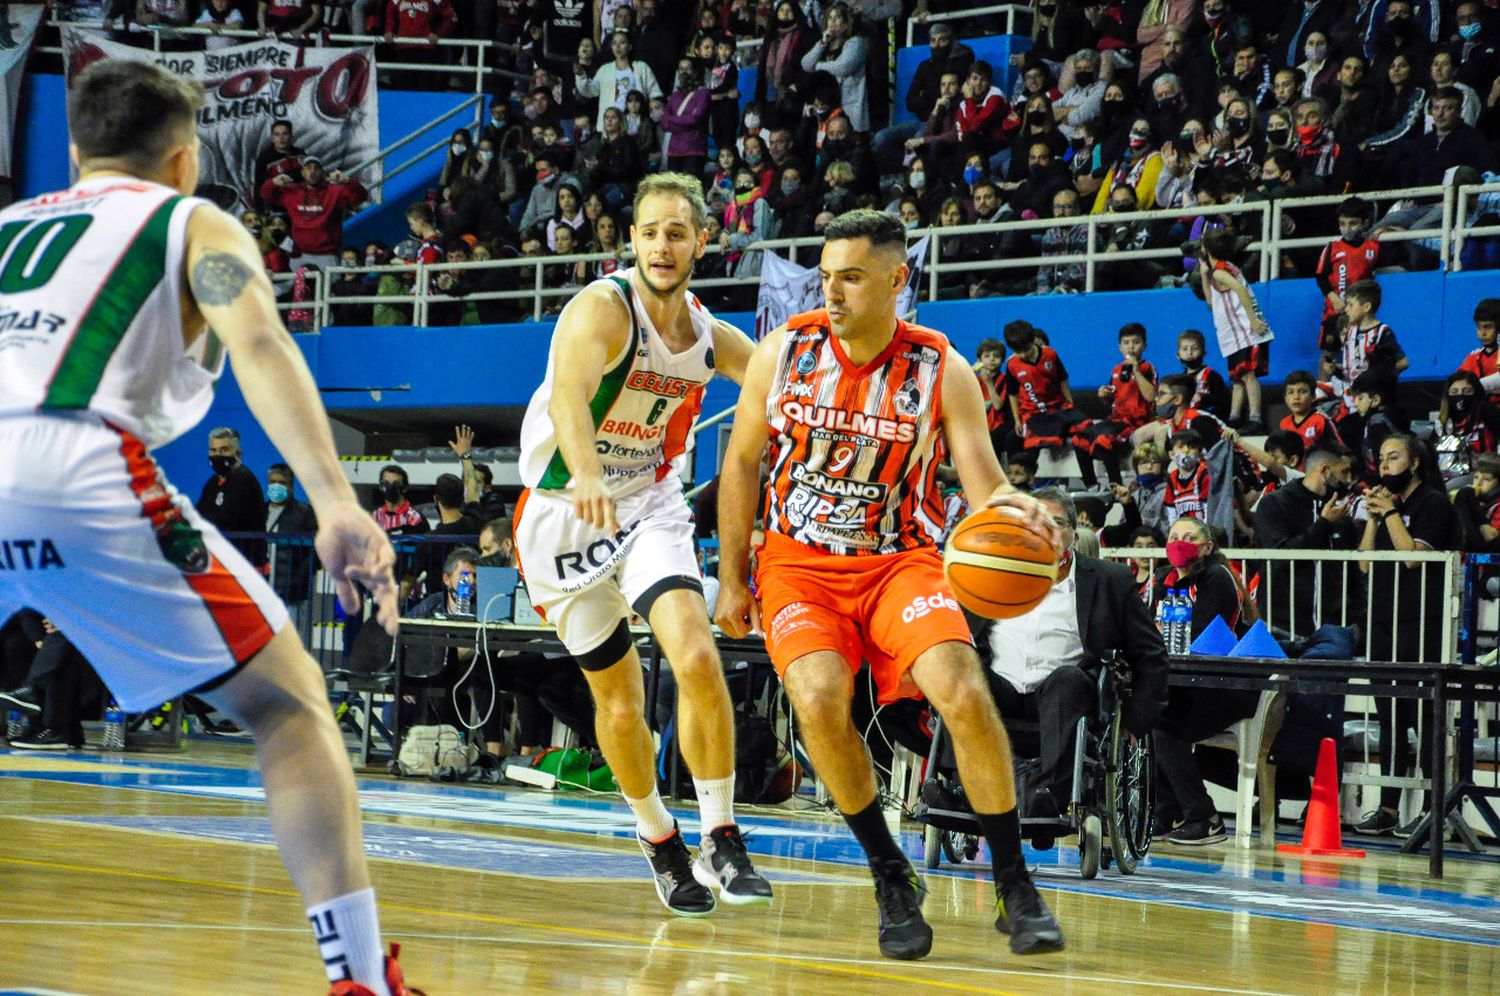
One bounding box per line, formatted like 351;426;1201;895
478;150;494;163
451;142;468;156
745;113;761;130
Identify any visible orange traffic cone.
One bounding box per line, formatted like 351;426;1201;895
1278;737;1365;859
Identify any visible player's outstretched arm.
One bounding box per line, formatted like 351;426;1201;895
547;284;631;531
184;204;398;634
710;317;757;387
714;327;783;638
940;347;1060;551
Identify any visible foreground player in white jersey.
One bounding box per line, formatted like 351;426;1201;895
0;62;410;996
515;173;771;915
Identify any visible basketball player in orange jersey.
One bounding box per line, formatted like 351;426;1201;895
0;62;409;994
714;209;1067;960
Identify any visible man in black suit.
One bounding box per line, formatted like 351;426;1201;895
983;487;1168;832
198;427;266;568
265;463;318;637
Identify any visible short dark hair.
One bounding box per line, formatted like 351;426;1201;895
267;462;294;483
823;208;906;257
379;463;409;487
1170;429;1204;452
434;472;464;510
1304;445;1350;472
1177;328;1206;349
1338;196;1373;223
1351;368;1391;401
1475;298;1500;325
406;203;436;225
1431;85;1462;105
977;337;1004;357
1002;319;1036;351
272;118;293;132
1284;369;1317;391
1266;148;1299;179
1264;430;1305;460
69;60;204;166
1201;227;1237;262
1345;278;1381;311
1118;322;1146;343
969;60;994;82
1162;372;1194;400
443;545;481;577
1475;452;1500;479
473;462;494;487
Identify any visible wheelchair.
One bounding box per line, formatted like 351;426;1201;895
914;652;1154;880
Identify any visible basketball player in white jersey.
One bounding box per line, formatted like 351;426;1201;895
514;173;772;916
0;62;411;996
714;210;1065;960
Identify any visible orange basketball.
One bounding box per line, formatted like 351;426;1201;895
943;506;1059;619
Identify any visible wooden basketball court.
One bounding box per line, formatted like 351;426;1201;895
2;744;1496;994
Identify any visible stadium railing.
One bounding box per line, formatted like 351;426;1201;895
906;4;1033;47
312;181;1500;330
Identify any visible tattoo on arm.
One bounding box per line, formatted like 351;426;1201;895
191;251;255;307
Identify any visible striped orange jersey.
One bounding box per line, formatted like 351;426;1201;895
763;310;949;556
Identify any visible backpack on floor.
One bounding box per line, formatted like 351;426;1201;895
392;724;477;777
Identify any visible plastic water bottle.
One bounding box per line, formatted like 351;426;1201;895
103;702;126;752
1173;591;1194;655
455;569;475;617
5;709;22;742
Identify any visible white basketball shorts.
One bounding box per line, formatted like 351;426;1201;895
513;478;704;669
0;413;288;712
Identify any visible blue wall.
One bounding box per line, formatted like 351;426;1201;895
16;74;71;198
893;35;1029;126
158;269;1489;495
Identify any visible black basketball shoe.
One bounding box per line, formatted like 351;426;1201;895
995;872;1066;954
638;823;716;917
693;824;774;906
871;857;933;960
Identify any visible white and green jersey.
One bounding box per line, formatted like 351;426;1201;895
519;270;716;499
0;176;220;447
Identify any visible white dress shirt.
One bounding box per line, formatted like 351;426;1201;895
987;571;1087;694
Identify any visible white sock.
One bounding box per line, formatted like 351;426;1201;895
694;774;737;835
306;888;390;996
625;788;677;842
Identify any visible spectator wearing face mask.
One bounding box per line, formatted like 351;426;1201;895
1054;48;1106;141
198;427;267;568
1436;370;1500;484
1092;118;1163;214
1251;445;1361;637
519;153;580;234
768;163;818;238
265;462;318;635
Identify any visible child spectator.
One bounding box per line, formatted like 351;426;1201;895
1163;430;1211;526
1458;298;1500;405
1349;369;1397;483
1221;427;1304;511
1314;196;1381;350
1075;323;1158;489
1002;320;1090;451
1103;443;1169;545
1134;373;1224;451
1200;228;1273;433
1006;451;1038;491
1281;369;1343;451
707;34;741;151
1333;280;1408;413
1454;453;1500;552
1176;329;1231;420
406;203;444;265
1436;370;1500;483
972;337;1012;458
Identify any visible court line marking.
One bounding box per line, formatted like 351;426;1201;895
0;919;1303;995
0;855;1021;995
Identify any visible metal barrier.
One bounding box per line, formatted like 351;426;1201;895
310;180;1500;326
906;4;1032;47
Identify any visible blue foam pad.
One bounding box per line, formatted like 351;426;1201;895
1228;619;1287;659
1189;615;1238;656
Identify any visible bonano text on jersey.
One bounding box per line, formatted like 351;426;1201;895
763;313;949;556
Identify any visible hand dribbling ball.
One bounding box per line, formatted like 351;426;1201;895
943;506;1059;619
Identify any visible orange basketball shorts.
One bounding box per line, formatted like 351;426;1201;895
755;532;973;704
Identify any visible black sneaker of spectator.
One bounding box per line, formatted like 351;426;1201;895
1243;417;1267;435
1153;814;1182;837
1352;809;1399;835
1392;814;1429;840
871;857;932;960
10;727;84;750
0;685;41;715
1166;815;1228;845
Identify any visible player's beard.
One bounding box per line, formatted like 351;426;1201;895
637;257;694;299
